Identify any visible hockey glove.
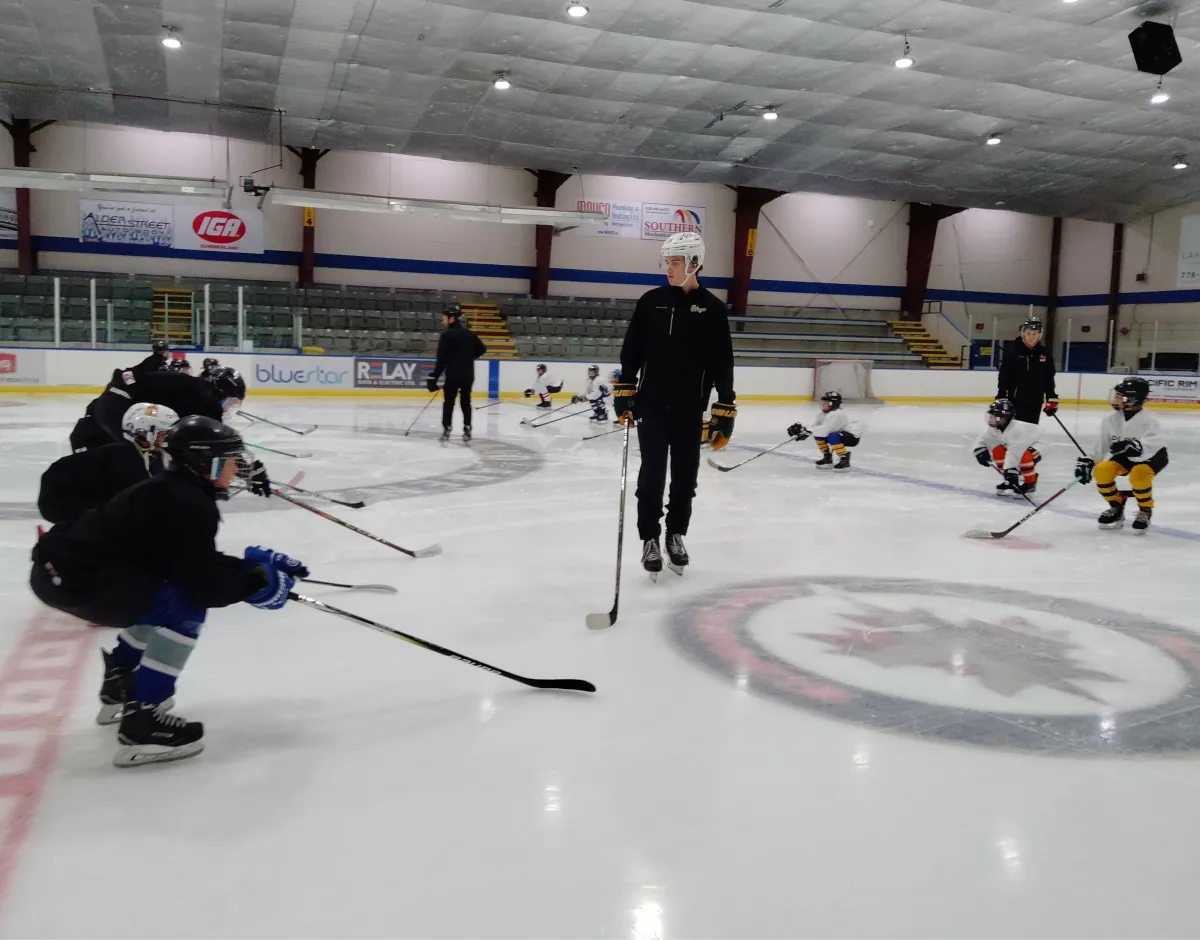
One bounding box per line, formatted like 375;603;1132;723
1043;398;1059;417
1075;456;1095;485
238;457;271;498
245;565;294;611
244;545;310;580
787;423;810;442
524;388;534;398
426;376;439;393
571;394;585;404
1111;438;1143;460
974;447;991;467
701;418;712;445
613;382;637;426
709;402;737;451
1003;467;1021;489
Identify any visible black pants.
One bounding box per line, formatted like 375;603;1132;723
442;380;472;430
635;405;702;541
1013;402;1043;425
69;414;112;452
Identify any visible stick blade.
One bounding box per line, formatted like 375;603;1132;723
706;457;734;472
414;544;443;558
532;678;597;693
586;610;616;631
355;583;399;594
964;529;1002;540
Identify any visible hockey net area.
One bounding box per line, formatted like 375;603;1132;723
812;359;883;404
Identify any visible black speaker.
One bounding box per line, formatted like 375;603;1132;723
1129;21;1182;75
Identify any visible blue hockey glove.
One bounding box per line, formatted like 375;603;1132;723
244;545;309;579
245;565;294;611
1111;438;1143;459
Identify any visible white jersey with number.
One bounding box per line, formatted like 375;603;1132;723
1092;408;1166;463
585;375;610;403
974;421;1040;470
811;409;862;439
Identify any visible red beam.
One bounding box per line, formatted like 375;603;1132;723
902;203;964;321
530;170;571;299
1;119;53;275
287;146;329;288
728;187;784;316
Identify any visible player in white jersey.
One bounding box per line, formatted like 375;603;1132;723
973;398;1041;497
1074;376;1167;533
786;390;862;472
524;363;564;409
571;365;612;422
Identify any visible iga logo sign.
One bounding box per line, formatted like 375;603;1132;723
0;353;14;374
193;210;246;245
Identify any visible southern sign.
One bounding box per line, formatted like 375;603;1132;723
641;202;705;241
571;200;640;238
354;357;434;389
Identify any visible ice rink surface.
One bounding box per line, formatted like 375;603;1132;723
1;394;1200;938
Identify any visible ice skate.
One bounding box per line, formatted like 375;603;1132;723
1098;503;1125;530
96;650;173;725
995;480;1019;497
815;452;833;469
833;454;851;473
537;400;552;409
463;426;472;443
641;537;663;582
1132;508;1152;534
1015;480;1037;498
440;427;451;443
665;533;688;576
114;701;204;768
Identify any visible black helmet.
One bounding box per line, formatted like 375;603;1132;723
820;390;843;410
1112;376;1150;412
988;397;1015;426
164;416;245;497
1020;316;1044;334
152;340;169;355
537;363;547;374
207;366;246;404
443;302;462;322
168;358;192;374
202;357;220;373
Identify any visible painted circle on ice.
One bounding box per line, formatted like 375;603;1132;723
669;576;1200;756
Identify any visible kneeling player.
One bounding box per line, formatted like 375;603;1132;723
30;417;305;766
973;398;1041;497
524;364;563;409
1074;377;1166;533
571;365;611;422
787;391;862;471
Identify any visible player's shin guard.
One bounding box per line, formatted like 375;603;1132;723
1129;463;1156;510
132;622;201;706
1095;460;1125;508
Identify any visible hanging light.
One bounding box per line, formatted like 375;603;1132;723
894;36;914;69
566;1;589;16
1151;77;1169;105
762;107;779;121
1174;155;1188;170
493;72;511;90
161;26;181;49
986;134;1002;146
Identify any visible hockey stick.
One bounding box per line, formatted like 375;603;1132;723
1051;412;1089;457
275;479;366;510
404;392;439;437
528;408;591;429
965;482;1077;540
247;442;312;459
582;425;624;442
587;422;631;631
238;410;316;436
520;400;574;425
291;593;596;692
707;437;794;472
473;399;505;411
272;489;442;558
303;578;397;594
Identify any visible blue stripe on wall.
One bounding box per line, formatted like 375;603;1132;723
488;359;499;399
9;233;1200;308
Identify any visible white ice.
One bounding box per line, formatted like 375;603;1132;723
1;395;1199;938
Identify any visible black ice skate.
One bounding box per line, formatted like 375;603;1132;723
995;481;1018;497
440;427;451;443
590;409;608;423
641;537;663;582
665;533;688;576
463;426;472;443
1015;481;1037;498
1098;503;1125;530
115;701;204;768
97;650;173;726
537;400;552;409
1132;508;1152;534
815;452;833;469
833;454;851;473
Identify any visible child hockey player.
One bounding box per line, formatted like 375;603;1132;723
973;398;1041;497
30;416;305;766
524;364;563;409
571;365;611;422
39;403;178;526
1074;376;1167;533
202;357;221;377
168;358;192;375
787;391;861;471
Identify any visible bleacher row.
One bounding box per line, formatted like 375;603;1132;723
0;273;922;368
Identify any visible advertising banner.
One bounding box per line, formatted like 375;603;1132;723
1178;215;1200;288
354;357;434;389
571;200;640;238
0;189;16;238
80;200;173;248
0;348;45;385
1143;373;1200;404
641;202;705;241
252;356;353;390
174;204;264;254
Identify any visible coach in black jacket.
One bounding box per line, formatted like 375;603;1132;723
998;315;1058;425
427;302;486;440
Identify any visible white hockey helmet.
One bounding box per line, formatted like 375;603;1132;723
661;231;705;274
122;402;179;452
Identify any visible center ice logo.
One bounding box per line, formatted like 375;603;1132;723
193;210;246;245
668;575;1200;755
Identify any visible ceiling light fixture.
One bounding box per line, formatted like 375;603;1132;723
566;1;589;17
0;167;226;196
1174;156;1188;170
985;134;1002;146
161;26;181;49
493;72;511;90
1151;77;1169;105
895;36;914;69
762;107;779;120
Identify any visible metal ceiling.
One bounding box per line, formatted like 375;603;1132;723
4;0;1200;221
